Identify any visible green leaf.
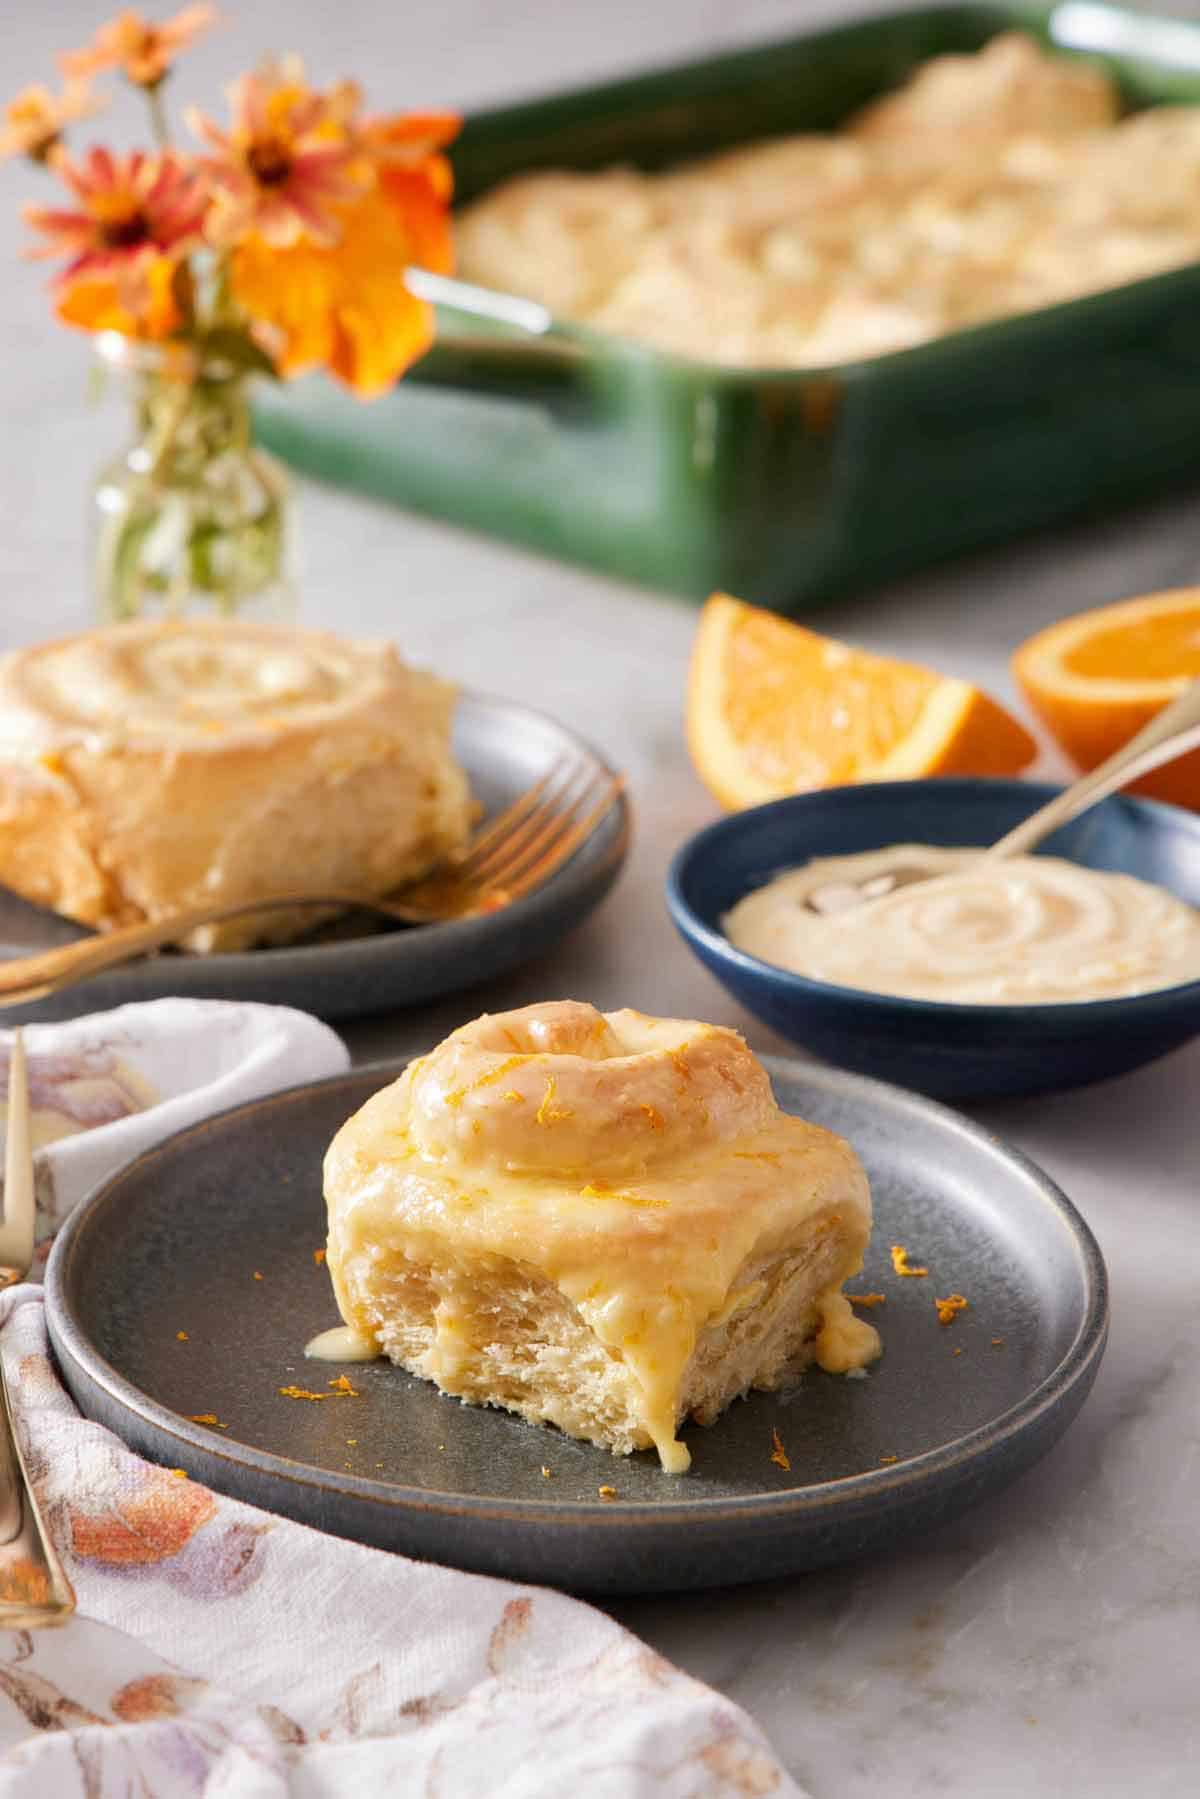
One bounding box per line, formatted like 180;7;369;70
197;328;281;381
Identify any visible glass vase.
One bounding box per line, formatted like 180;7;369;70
91;334;296;624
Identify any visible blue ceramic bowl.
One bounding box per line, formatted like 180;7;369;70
667;778;1200;1099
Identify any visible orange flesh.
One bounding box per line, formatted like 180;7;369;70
723;614;937;786
1063;610;1200;682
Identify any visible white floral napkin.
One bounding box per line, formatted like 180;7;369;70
0;1002;800;1798
0;999;349;1252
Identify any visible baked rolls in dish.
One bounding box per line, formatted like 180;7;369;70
0;618;472;952
320;1001;880;1471
454;33;1200;370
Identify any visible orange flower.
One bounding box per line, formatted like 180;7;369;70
373;118;459;275
231;172;453;396
1;81;102;163
25;146;204;281
62;4;217;88
26;147;203;340
56;251;183;339
352;110;458;198
189;57;363;248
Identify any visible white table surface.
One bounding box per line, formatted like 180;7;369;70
4;3;1200;1794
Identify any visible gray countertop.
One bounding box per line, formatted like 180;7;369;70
4;4;1199;1794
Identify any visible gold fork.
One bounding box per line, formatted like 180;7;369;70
0;758;623;1010
0;1030;75;1626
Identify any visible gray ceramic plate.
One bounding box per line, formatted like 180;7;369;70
44;1058;1107;1595
0;692;629;1025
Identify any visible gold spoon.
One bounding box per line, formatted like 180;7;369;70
806;680;1200;914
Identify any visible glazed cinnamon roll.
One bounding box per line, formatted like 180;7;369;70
0;618;471;951
319;1001;880;1472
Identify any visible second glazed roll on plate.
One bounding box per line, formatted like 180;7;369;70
0;619;472;952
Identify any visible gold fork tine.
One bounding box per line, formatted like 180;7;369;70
483;773;623;898
461;758;585;886
481;768;612;886
398;763;574;909
450;762;566;878
2;1030;33;1280
466;759;596;888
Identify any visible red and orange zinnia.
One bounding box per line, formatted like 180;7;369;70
25;146;205;339
19;16;460;388
25;146;205;282
62;5;217;89
230;170;454;398
189;57;364;249
227;95;458;396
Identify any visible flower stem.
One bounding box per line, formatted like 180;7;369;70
146;82;171;149
146;377;194;482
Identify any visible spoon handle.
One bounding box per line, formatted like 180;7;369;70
987;680;1200;861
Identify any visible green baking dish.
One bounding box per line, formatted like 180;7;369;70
252;1;1200;612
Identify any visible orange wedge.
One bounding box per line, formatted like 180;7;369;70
687;593;1036;810
1013;588;1200;811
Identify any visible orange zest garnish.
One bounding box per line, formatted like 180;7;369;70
845;1292;886;1307
770;1428;791;1472
580;1182;666;1210
935;1293;968;1326
278;1385;330;1401
312;1248;326;1266
188;1413;227;1428
328;1375;359;1396
891;1245;928;1278
597;1485;619;1501
468;1054;530;1092
535;1077;572;1126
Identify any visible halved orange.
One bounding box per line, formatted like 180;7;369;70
687;593;1036;810
1013;588;1200;811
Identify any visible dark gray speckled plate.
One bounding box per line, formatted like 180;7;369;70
0;691;629;1024
45;1058;1107;1595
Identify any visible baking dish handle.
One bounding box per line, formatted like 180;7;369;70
1050;2;1200;69
405;267;588;388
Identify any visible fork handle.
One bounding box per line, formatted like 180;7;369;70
0;890;414;1009
0;1348;75;1626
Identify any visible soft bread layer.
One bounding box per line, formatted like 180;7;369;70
0;619;472;951
334;1227;869;1459
323;1001;880;1470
